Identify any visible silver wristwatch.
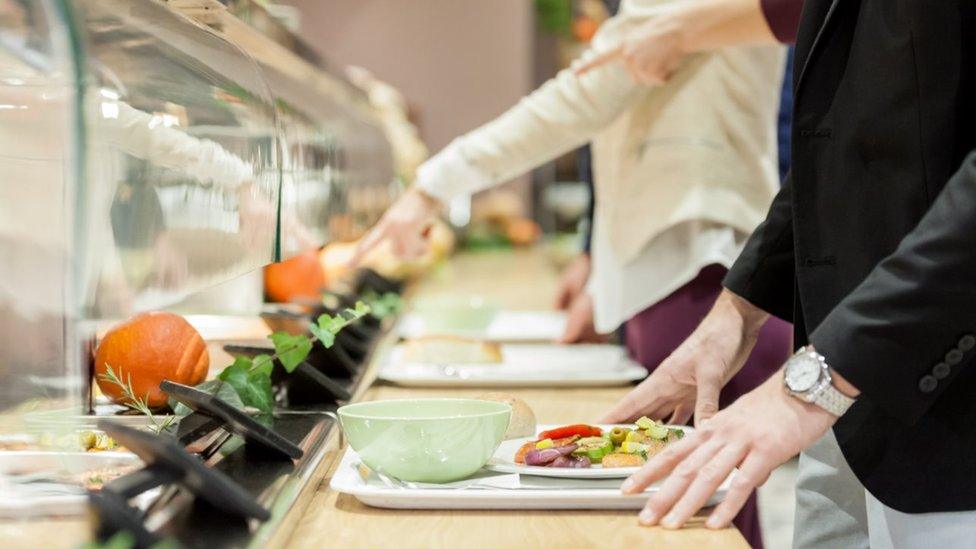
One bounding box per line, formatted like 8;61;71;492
783;346;856;416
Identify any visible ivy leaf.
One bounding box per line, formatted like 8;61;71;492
354;300;371;316
172;378;246;417
251;354;274;377
218;359;274;415
363;291;401;319
269;332;312;373
308;321;335;349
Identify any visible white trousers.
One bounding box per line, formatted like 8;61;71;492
792;430;976;549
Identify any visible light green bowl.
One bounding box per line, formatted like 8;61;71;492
412;295;500;333
337;398;511;483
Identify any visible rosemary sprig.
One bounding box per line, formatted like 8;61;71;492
98;364;176;435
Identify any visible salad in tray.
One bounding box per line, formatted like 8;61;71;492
513;417;684;469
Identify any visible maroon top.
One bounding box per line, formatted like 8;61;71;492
761;0;804;43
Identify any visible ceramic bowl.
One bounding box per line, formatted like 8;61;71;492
337;398;511;482
411;295;500;334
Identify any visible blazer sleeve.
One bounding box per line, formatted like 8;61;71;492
722;172;796;322
810;151;976;424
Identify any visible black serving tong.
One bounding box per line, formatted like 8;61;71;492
162;381;303;461
354;267;403;295
97;422;271;519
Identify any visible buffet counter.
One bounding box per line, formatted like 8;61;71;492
4;249;747;548
278;249;749;549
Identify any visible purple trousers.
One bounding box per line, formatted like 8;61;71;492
625;264;793;549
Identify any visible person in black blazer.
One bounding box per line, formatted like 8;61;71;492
587;0;976;544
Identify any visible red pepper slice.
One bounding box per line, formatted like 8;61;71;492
538;424;603;440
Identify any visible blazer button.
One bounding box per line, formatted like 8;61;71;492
918;375;938;393
933;362;951;379
945;349;964;365
959;335;976;352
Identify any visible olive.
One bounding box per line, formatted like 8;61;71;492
609;427;631;446
79;430;98;450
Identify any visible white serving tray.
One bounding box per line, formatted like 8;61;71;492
397;310;568;342
379;344;647;387
330;447;730;510
0;450;142;518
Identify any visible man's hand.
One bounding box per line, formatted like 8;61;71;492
350;187;442;265
558;293;606;344
554;254;592;310
621;372;838;529
601;289;769;426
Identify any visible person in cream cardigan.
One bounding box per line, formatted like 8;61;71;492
354;1;790;544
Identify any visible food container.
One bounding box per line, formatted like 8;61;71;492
336;398;511;483
410;295;500;334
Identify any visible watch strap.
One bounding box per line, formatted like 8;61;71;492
812;383;857;417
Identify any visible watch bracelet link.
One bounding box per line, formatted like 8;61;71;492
812;382;857;416
795;345;857;416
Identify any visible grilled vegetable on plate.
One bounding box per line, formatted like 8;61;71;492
486;419;687;479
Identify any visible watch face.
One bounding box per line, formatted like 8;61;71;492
785;355;822;392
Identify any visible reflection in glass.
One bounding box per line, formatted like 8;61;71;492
75;0;280;317
0;0;82;424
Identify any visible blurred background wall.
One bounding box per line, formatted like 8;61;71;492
281;0;535;155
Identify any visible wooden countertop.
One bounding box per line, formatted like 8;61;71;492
6;249;746;548
279;249;748;549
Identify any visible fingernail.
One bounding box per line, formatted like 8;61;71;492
661;514;679;529
706;516;722;529
621;478;636;493
638;508;656;524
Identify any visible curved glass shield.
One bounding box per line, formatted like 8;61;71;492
73;0;280;317
260;61;395;259
0;0;83;425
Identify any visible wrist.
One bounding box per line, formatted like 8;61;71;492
718;289;769;338
806;345;860;398
410;186;443;212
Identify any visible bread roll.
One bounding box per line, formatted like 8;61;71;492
402;335;502;364
477;392;537;440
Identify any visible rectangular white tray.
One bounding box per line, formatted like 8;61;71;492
397;310;568;342
0;450;142;518
330;448;729;510
379;344;647;387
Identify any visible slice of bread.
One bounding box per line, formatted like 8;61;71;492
476;392;537;440
402;335;503;364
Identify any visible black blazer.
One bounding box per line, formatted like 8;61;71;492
724;0;976;512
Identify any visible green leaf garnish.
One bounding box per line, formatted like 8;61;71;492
269;332;313;373
218;357;274;414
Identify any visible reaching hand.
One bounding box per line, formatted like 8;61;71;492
554;254;592;310
621;373;837;529
350;188;442;265
574;11;687;84
558;293;606;344
600;290;769;426
574;0;777;84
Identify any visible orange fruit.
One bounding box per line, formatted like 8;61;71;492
505;218;541;246
95;312;209;408
264;249;326;303
573;17;600;43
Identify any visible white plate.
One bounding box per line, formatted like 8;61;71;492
0;450;142;518
398;310;568;341
329;447;729;510
379;344;647;388
485;424;692;479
